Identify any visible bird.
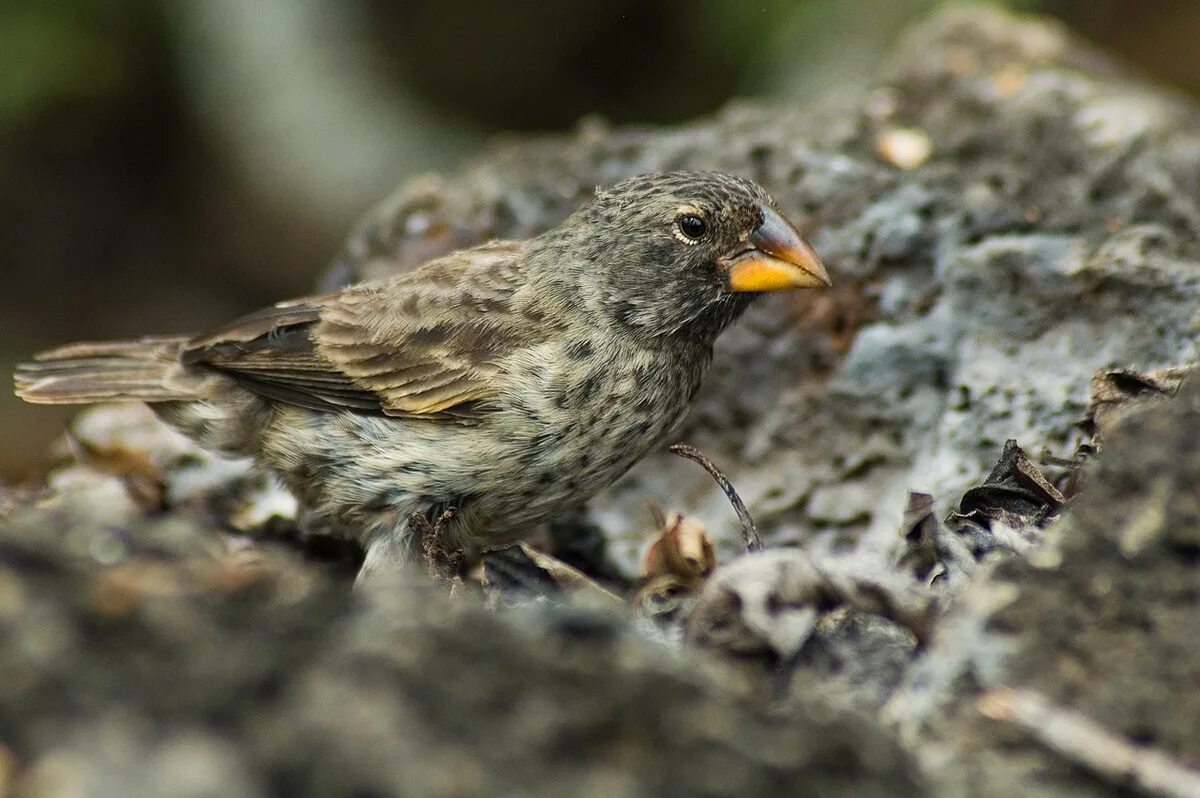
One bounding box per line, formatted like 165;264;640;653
15;171;830;580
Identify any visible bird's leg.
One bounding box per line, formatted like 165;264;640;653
411;506;464;586
355;505;464;591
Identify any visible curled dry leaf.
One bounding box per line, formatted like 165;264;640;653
895;490;976;593
898;440;1070;595
635;510;717;622
895;491;941;582
1081;365;1195;448
641;511;716;585
952;439;1064;534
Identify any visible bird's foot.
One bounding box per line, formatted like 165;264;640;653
409;507;464;588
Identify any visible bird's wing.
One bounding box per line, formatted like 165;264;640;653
181;241;538;421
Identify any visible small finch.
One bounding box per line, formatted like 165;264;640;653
15;172;830;579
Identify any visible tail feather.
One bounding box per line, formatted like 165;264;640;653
15;337;191;405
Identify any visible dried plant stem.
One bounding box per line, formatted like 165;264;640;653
979;687;1200;798
668;443;762;552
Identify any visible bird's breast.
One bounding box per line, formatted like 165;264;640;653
467;337;710;535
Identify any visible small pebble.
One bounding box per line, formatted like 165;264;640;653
875;127;933;171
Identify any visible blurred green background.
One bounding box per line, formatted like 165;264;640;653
3;0;1199;479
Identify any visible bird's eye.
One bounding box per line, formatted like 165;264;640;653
676;214;708;242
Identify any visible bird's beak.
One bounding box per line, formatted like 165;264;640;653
724;206;831;292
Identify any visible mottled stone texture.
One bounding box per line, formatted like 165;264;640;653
3;5;1200;797
887;377;1200;798
0;498;922;798
326;6;1200;574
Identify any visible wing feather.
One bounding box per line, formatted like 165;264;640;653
180;241;538;422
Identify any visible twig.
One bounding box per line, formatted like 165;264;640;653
516;543;625;606
979;687;1200;798
668;443;761;552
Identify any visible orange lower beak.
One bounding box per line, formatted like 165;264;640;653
725;206;831;292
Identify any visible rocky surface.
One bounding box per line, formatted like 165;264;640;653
3;6;1200;797
0;497;923;797
885;377;1200;797
327;5;1200;576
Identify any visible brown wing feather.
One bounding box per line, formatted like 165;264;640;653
181;241;537;421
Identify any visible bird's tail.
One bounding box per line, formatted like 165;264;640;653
14;337;191;405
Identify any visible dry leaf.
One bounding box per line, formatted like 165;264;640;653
895;492;940;581
951;439;1064;533
1081;366;1194;447
641;511;716;584
635;511;717;623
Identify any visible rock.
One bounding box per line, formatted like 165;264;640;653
320;5;1200;578
0;506;924;797
4;5;1200;797
887;376;1200;796
686;548;935;714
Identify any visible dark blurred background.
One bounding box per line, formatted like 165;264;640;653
3;0;1199;480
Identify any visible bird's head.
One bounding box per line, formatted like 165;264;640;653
548;171;831;342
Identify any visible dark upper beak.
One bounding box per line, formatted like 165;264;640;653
724;205;832;292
